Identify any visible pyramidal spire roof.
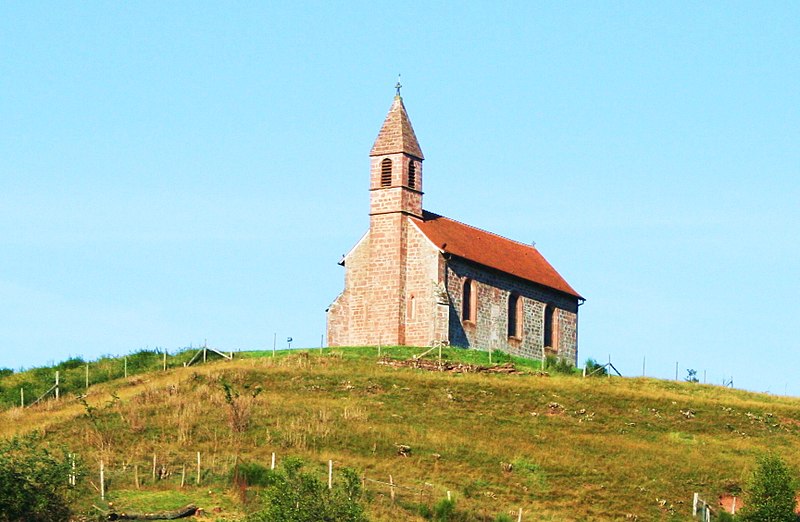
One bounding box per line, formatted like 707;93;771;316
370;95;424;160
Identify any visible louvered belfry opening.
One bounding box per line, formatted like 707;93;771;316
408;160;416;189
381;158;392;187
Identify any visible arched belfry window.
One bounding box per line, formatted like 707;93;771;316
508;293;523;338
544;304;557;348
380;158;392;187
408;160;416;189
462;278;477;322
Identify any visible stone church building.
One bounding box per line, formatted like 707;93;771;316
327;92;583;364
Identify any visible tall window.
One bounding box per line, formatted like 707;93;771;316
508;293;522;338
381;158;392;187
408;160;416;189
543;304;556;348
462;278;476;322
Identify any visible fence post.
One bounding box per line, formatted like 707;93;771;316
85;363;89;389
124;357;128;378
389;475;395;503
134;464;139;489
196;451;201;485
20;388;24;408
55;371;59;400
100;459;105;500
152;453;157;481
271;452;276;470
328;460;333;490
693;492;699;516
517;507;523;522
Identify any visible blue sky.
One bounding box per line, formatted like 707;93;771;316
1;2;798;394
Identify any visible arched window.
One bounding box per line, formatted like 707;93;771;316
543;304;557;348
462;278;476;322
408;160;416;189
381;158;392;187
508;293;522;338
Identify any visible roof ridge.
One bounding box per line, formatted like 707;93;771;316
422;210;539;251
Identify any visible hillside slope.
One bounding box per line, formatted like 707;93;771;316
2;347;800;521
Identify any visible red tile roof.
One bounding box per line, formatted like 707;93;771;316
411;211;582;299
370;96;424;160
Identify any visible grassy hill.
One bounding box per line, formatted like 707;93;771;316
2;347;800;521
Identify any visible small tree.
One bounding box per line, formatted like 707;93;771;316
740;454;798;522
0;433;76;522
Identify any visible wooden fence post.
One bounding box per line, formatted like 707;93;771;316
181;465;186;488
328;460;333;490
517;507;523;522
389;475;395;503
134;464;139;489
100;460;105;500
152;453;157;481
693;492;699;516
85;363;89;389
196;452;201;485
55;371;59;400
271;452;276;470
20;388;24;408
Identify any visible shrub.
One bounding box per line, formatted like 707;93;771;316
247;458;367;522
432;498;456;520
739;454;798;522
0;433;77;522
584;358;607;377
545;355;574;375
233;461;277;488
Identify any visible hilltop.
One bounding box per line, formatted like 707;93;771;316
2;347;800;521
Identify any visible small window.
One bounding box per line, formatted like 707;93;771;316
508;293;522;338
408;161;416;189
381;158;392;187
544;304;556;348
462;278;477;322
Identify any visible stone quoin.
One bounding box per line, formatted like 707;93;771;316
327;91;583;364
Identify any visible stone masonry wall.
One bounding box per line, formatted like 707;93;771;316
402;221;448;346
327;219;446;348
445;257;579;364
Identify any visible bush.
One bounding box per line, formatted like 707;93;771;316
584;358;607;377
432;498;456;520
0;433;77;522
545;355;574;375
247;458;367;522
739;454;798;522
233;461;277;488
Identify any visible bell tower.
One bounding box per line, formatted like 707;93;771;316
368;84;424;218
363;86;425;345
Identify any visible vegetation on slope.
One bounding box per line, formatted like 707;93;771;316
2;347;800;521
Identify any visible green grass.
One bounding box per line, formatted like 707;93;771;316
2;346;800;520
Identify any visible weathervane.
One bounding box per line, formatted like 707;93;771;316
395;74;402;96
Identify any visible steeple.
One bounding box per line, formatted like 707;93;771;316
370;95;424;160
369;92;425;219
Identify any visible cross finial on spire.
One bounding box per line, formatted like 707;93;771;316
395;74;402;97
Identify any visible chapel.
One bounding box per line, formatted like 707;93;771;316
327;91;583;364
